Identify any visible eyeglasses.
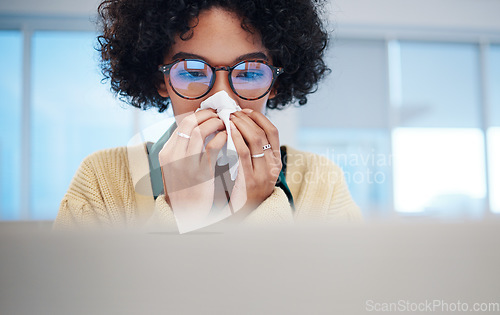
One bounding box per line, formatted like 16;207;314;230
158;59;284;101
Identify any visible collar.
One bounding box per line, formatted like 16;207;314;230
146;122;177;199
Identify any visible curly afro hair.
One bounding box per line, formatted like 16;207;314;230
97;0;330;112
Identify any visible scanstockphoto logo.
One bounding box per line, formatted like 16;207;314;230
365;299;500;313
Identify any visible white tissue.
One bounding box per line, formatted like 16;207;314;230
198;91;241;181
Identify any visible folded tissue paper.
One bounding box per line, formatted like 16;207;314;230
198;91;241;181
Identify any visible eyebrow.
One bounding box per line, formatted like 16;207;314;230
170;51;269;64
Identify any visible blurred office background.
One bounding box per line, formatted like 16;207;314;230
0;0;499;221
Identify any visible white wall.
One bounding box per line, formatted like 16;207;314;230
1;0;500;32
331;0;500;31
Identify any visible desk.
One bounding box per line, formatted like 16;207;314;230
1;221;500;314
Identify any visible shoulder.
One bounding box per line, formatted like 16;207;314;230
83;146;128;163
284;145;343;178
57;145;144;228
283;145;345;198
60;146;130;203
76;146;131;179
282;146;362;221
64;145;139;204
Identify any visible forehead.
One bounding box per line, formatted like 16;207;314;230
165;7;269;65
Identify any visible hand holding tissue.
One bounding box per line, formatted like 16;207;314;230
198;91;241;181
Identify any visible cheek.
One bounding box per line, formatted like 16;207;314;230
169;93;202;124
168;86;200;113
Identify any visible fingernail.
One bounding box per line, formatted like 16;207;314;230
242;108;253;114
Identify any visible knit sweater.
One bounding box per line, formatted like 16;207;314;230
54;144;362;231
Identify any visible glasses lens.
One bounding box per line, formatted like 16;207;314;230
169;60;213;98
231;62;273;99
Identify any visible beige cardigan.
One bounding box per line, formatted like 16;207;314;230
54;144;362;230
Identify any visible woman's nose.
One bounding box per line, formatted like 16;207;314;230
209;70;239;100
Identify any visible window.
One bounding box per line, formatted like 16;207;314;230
298;128;392;214
297;39;497;218
301;39;389;129
488;128;500;213
488;45;500;213
298;39;392;216
392;42;487;216
0;31;22;220
30;31;134;219
397;42;481;128
0;27;174;220
392;128;486;215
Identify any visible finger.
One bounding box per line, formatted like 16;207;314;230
230;111;268;156
239;110;281;180
186;117;225;156
230;111;269;172
229;120;254;175
241;108;280;158
200;130;227;169
174;109;218;153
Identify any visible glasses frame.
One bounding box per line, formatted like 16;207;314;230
158;59;284;101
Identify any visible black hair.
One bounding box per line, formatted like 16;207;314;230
98;0;330;112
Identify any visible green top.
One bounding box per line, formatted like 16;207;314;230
146;122;294;210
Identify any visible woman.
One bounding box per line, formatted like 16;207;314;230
54;0;362;232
